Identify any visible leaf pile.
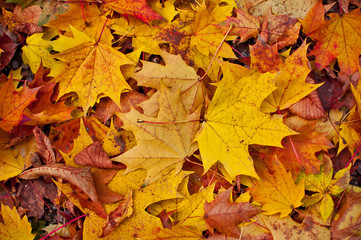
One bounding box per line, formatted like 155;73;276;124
0;0;361;239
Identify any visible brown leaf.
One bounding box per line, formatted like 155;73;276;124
92;169;124;204
204;188;259;237
331;187;361;240
74;141;124;169
16;179;57;219
101;189;133;237
19;163;98;202
33;126;56;164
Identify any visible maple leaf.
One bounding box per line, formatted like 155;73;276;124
21;33;60;74
259;42;322;112
82;169;189;239
172;183;215;231
112;85;200;184
301;157;350;222
133;50;206;113
143;224;204;239
275;130;334;174
331;187;361;239
240;0;318;19
249;155;305;217
51;26;134;115
45;3;113;44
101;0;163;23
0;204;35;240
111;1;235;81
195;67;295;180
0;76;40;132
260;215;330;239
204;188;259;237
305;8;361;76
220;8;260;43
0;136;36;181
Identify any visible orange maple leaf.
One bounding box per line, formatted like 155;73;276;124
0;76;39;132
305;7;361;76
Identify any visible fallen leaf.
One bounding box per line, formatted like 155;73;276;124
0;136;36;181
101;189;133;237
51;26;134;115
275;130;333;174
240;0;318;19
196;69;295;179
307;8;361;76
204;188;259;237
74;141;123;169
101;0;163;23
331;187;361;240
19;163;98;202
112;85;200;184
250;155;305;217
0;203;35;240
133;50;206;113
0;76;39;132
260;214;330;239
33;126;56;164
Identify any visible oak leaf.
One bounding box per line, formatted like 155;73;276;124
249;155;305;217
0;204;35;240
195;69;295;179
33;126;56;165
204;188;259;237
51;26;134;115
0;77;39;132
112;85;201;184
306;8;361;76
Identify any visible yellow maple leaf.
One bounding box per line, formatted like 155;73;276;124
111;1;235;81
195;68;295;180
257;42;322;112
112;85;201;184
133;50;206;113
0;204;35;240
83;169;189;239
301;156;350;223
0;136;36;181
22;33;61;74
51;26;134;115
45;3;113;45
250;155;305;217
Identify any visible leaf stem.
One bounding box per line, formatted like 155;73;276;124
137;119;203;124
200;24;233;80
39;213;88;240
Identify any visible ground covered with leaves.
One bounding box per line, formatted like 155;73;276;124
0;0;361;239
